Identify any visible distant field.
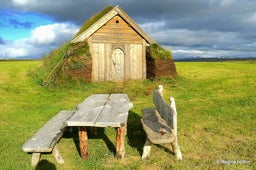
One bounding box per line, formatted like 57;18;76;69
0;60;255;170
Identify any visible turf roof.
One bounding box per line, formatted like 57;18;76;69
73;6;113;38
147;43;173;59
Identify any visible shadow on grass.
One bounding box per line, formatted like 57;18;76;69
157;144;175;156
127;111;175;158
127;110;146;156
63;127;116;157
36;160;56;170
62;110;146;158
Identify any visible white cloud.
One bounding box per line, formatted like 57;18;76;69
173;49;204;55
1;46;28;58
140;21;165;32
12;0;37;7
220;0;235;7
209;0;235;7
2;1;256;59
29;23;78;45
0;22;79;59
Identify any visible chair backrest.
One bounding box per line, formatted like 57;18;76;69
153;88;174;129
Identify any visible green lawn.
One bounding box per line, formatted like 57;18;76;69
0;60;255;170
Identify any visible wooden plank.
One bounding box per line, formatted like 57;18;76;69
93;32;142;39
66;94;132;127
94;94;133;127
129;44;143;79
91;43;99;82
22;110;75;153
94;34;140;40
124;44;130;80
141;108;175;144
65;107;103;126
66;94;109;126
91;38;142;44
129;44;136;79
153;90;174;129
98;43;105;81
105;43;111;81
142;39;147;79
137;44;143;79
95;29;142;36
76;94;109;109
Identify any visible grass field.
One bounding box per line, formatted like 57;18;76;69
0;60;255;170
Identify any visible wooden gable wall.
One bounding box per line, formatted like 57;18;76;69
87;15;147;82
91;15;143;43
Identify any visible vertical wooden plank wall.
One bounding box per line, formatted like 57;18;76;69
90;42;146;81
142;39;147;79
105;43;111;81
130;44;143;80
91;43;98;82
88;15;148;82
98;43;105;81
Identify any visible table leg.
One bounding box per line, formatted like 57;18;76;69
116;126;126;159
79;126;88;159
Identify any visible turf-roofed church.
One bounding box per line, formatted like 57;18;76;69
41;5;177;86
72;5;177;82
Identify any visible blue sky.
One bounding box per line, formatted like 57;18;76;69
0;10;54;40
0;0;256;59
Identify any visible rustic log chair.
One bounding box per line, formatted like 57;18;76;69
141;85;182;160
22;110;75;167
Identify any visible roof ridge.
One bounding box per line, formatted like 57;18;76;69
71;5;154;44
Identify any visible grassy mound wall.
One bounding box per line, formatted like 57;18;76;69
146;43;178;79
31;41;91;88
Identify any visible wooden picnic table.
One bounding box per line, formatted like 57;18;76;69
65;94;133;159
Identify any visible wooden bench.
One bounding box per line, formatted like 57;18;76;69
141;85;182;160
22;110;75;167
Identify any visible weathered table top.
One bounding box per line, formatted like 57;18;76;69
65;94;133;127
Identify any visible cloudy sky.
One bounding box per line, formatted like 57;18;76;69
0;0;256;59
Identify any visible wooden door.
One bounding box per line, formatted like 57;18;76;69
111;48;125;81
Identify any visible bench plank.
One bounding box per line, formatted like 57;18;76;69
141;108;175;144
153;90;174;129
22;110;75;153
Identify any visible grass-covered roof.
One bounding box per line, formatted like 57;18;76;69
147;43;173;59
31;41;91;88
73;6;113;39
